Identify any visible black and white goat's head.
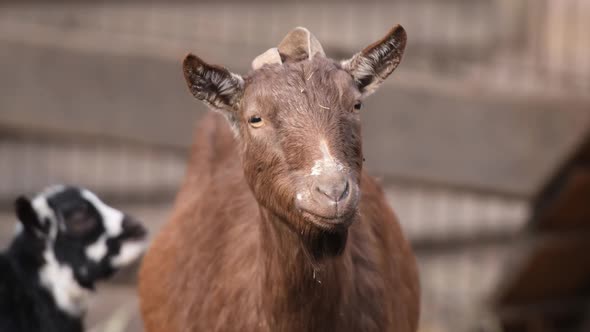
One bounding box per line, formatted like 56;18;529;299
13;185;147;316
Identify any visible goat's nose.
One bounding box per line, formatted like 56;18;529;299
121;215;147;239
315;175;350;203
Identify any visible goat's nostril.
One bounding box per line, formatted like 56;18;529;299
122;216;147;239
316;180;349;203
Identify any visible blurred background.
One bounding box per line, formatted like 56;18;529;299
1;0;589;331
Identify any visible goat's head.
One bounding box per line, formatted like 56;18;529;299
14;186;147;296
183;25;406;237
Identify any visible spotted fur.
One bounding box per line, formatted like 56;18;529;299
0;186;147;332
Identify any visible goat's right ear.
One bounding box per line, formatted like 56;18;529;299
14;196;47;237
182;54;244;112
342;25;407;98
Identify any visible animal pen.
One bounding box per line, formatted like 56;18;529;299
0;0;589;331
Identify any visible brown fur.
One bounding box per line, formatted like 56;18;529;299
139;27;420;332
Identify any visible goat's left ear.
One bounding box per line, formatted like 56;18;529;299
183;53;244;113
342;25;407;97
14;196;47;238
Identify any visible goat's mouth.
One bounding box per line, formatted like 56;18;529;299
295;181;360;231
299;208;357;231
120;216;148;241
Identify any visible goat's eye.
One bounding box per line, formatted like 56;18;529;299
248;115;265;128
353;102;363;111
63;204;97;235
67;216;97;235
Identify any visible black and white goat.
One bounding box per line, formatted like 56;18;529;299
0;185;148;332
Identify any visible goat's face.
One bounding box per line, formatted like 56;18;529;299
183;25;406;234
14;186;147;290
237;58;363;231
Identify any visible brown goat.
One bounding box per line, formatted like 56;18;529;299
139;25;420;332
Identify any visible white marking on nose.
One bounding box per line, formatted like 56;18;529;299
111;241;147;267
310;140;345;176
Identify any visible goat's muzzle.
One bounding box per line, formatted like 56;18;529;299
295;173;359;230
121;215;148;240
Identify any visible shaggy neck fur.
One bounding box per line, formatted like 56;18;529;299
10;232;89;318
38;249;89;317
258;207;353;332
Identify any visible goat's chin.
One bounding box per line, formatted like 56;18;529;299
297;212;356;261
300;209;356;233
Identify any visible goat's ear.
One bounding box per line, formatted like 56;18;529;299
14;196;47;238
342;25;407;97
182;54;244;112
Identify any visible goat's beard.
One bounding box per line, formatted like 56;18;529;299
305;229;348;261
297;214;355;264
253;177;355;261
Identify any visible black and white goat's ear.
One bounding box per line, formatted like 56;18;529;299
14;196;47;237
342;25;407;97
182;53;244;114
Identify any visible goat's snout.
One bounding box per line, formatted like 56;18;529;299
314;173;350;204
296;170;359;227
121;215;147;240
